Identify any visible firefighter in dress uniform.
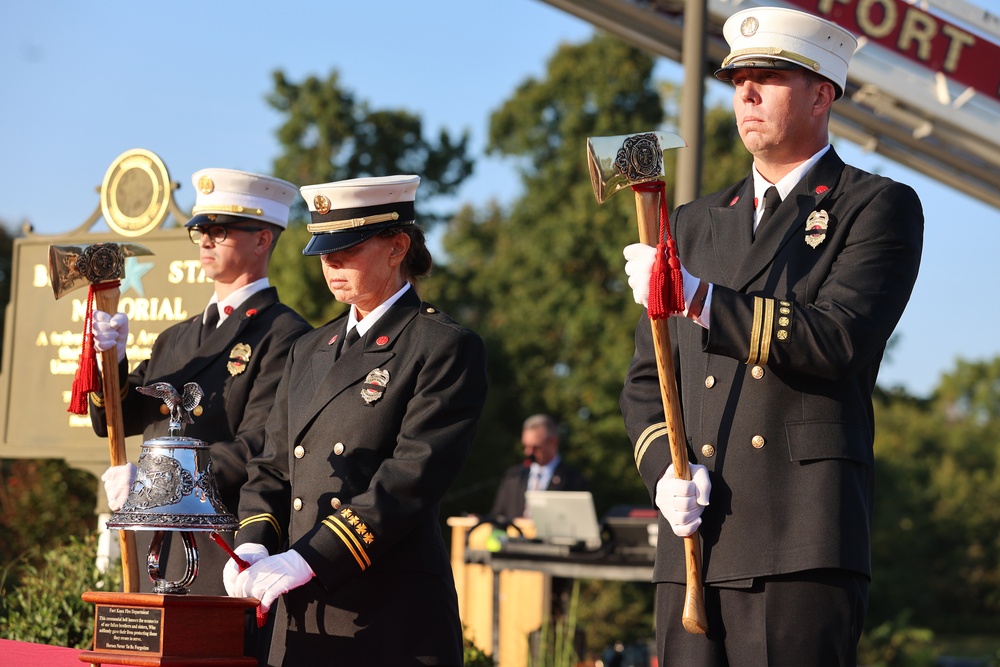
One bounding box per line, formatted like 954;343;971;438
93;168;312;597
619;7;923;666
225;175;488;666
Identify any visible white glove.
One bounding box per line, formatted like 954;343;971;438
233;550;315;613
101;463;137;511
623;244;700;312
92;311;129;362
223;543;269;597
623;243;656;307
655;463;711;537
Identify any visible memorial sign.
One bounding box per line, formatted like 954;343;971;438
0;149;212;477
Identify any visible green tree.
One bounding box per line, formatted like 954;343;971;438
264;70;475;324
870;358;1000;638
0;218;18;360
0;458;96;576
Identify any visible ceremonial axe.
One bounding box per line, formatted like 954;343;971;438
48;241;153;593
587;131;708;634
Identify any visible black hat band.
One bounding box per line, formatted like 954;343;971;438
307;201;414;232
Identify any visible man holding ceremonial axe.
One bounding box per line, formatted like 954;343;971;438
606;7;923;665
91;168;312;602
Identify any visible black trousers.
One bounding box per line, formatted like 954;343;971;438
655;569;868;667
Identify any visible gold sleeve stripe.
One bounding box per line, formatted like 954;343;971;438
89;383;129;408
635;422;669;469
747;296;764;365
759;298;775;364
238;514;283;544
322;517;371;570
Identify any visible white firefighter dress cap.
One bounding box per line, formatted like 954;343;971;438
187;168;298;229
715;6;858;98
299;175;421;255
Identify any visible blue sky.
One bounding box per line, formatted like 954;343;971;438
2;0;998;397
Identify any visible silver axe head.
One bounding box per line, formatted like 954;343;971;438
47;242;153;300
587;131;687;204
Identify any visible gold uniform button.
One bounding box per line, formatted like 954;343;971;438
333;442;345;456
701;444;716;458
293;498;303;511
751;365;765;380
705;376;716;389
293;445;305;459
330;497;342;510
426;307;436;313
751;435;766;449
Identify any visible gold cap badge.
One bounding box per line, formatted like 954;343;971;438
314;194;331;215
198;175;215;194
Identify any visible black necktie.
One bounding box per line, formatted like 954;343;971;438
758;186;781;232
341;326;360;354
200;303;219;344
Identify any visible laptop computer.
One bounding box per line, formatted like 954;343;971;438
524;490;603;550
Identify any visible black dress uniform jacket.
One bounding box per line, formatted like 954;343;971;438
91;287;312;595
490;459;589;521
621;148;923;587
237;287;488;666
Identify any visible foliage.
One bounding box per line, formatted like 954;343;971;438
858;610;937;667
869;358;1000;635
0;458;97;575
531;579;581;667
0;533;121;648
463;632;495;667
574;580;654;657
263;70;475;325
0;219;16;360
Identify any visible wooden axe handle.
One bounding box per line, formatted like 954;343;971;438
94;288;141;593
633;188;707;635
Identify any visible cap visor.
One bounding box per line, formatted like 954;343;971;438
715;58;803;81
186;213;264;228
302;228;382;256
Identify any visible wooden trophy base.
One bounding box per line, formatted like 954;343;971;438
78;591;259;666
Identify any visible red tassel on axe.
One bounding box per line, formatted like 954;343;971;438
68;281;120;415
632;181;684;319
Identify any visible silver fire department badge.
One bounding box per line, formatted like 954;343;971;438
361;368;390;405
805;210;829;249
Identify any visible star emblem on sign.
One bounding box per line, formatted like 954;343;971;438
119;257;154;297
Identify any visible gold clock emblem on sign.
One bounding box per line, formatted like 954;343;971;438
101;148;171;237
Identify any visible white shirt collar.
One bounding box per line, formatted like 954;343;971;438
752;144;831;216
206;277;270;324
529;455;561;490
347;282;412;337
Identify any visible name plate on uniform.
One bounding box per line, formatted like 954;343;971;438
94;604;163;654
